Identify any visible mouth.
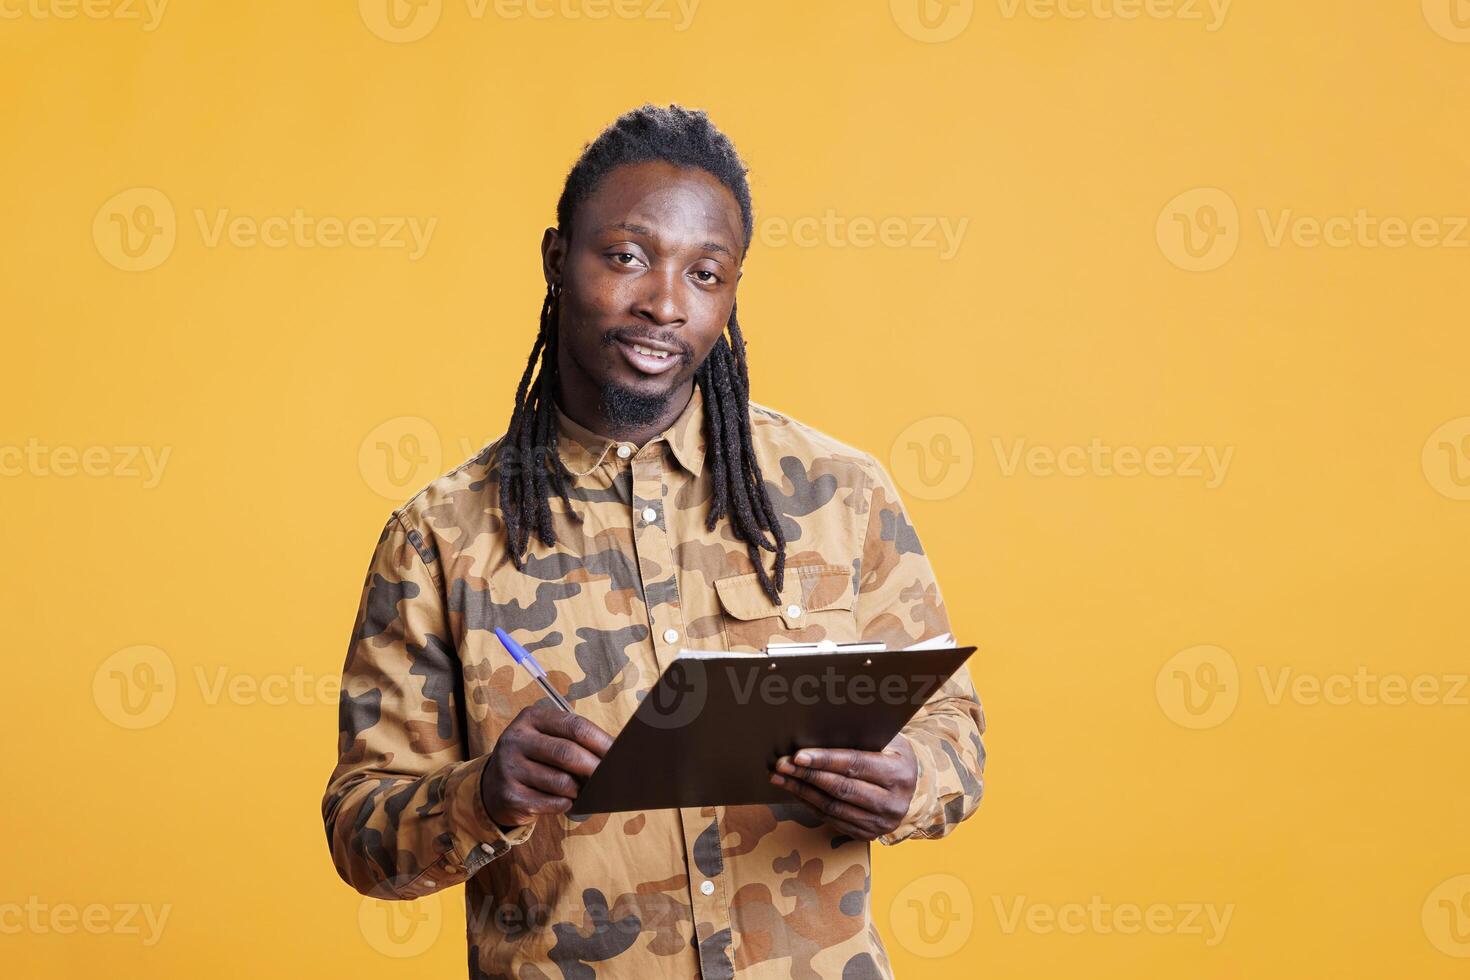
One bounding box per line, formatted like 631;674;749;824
612;333;685;377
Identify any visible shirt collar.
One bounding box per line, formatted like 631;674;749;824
554;384;707;479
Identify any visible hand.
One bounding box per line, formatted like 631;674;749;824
769;733;918;841
480;704;613;829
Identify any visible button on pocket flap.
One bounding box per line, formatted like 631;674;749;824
714;563;856;628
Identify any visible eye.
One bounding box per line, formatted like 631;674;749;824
610;252;639;265
691;269;721;285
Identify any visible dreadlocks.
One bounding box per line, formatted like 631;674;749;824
496;104;789;604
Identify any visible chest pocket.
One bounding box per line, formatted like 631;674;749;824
714;562;859;653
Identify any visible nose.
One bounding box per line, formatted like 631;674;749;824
631;264;686;329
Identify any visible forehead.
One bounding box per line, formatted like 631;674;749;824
574;160;744;255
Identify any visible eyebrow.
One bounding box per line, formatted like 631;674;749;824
605;221;734;259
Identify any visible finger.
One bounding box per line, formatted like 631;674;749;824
776;756;894;813
777;764;888;814
788;747;902;785
521;732;604;779
776;782;875;840
536;711;615;757
500;785;574;820
770;772;882;835
513;757;582;799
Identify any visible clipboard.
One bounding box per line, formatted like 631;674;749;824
568;639;978;815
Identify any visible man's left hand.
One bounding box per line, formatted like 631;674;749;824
769;734;917;841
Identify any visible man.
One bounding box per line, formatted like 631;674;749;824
322;103;986;979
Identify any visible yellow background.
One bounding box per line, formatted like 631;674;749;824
4;1;1469;976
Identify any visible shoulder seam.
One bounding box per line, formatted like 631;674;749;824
389;509;445;595
747;400;871;461
396;434;507;516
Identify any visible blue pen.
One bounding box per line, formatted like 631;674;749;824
493;626;574;712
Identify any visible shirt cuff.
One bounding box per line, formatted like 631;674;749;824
446;754;536;874
877;731;936;846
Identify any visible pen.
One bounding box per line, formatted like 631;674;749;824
493;626;574;713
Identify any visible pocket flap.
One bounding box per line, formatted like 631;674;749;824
714;563;856;627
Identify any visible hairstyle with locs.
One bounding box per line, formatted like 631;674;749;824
496;103;788;603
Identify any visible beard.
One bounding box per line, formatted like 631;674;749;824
598;377;678;430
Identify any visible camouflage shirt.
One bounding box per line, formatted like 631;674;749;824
322;383;986;979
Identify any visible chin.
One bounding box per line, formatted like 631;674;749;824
611;364;688;392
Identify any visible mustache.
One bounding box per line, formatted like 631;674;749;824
604;329;694;361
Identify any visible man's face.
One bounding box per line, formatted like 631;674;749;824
544;160;745;428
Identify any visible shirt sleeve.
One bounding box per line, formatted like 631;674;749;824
852;453;987;846
321;512;533;900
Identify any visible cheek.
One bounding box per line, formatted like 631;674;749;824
568;251;640;306
693;294;735;345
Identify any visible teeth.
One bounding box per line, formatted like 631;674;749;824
632;343;669;359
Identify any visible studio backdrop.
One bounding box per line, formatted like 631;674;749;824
4;2;1469;978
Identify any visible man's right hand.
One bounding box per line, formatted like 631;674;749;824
479;703;613;829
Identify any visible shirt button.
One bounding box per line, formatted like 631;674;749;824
786;604;802;618
616;444;632;459
700;880;715;896
663;628;679;644
642;506;658;523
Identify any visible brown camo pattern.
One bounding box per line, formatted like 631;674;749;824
321;383;987;979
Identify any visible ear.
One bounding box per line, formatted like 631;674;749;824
540;227;565;289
